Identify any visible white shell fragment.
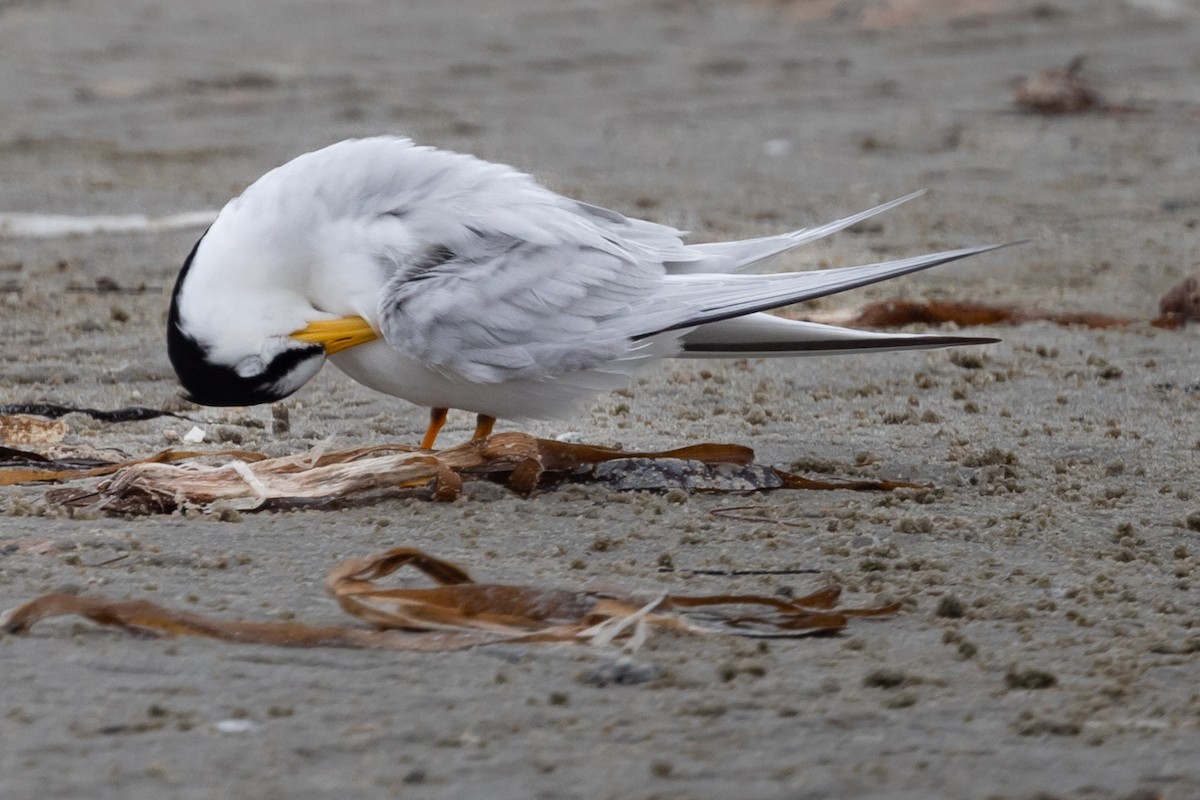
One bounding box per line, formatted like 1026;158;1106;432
182;426;207;444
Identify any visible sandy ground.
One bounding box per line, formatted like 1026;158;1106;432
2;0;1200;798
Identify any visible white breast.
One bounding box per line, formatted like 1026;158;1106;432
328;341;609;420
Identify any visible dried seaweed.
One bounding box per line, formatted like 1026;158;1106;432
789;298;1186;331
0;444;120;478
19;434;914;514
2;546;899;651
0;448;260;488
1;445;73;467
0;404;183;422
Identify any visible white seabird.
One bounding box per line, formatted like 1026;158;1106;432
167;136;1005;448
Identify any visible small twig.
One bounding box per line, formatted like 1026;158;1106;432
708;505;813;528
659;566;822;576
83;553;130;568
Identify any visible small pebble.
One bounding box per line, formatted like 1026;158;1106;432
213;719;261;734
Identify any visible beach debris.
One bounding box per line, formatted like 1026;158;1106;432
182;426;207;444
788;297;1188;331
583;458;782;492
1012;56;1099;114
1;546;899;652
0;445;262;487
0;415;68;446
21;433;918;515
0;403;182;423
0;443;121;480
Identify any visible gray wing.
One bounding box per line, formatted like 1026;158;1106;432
377;228;680;384
377;235;1006;384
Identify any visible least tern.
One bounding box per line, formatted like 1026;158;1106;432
168;137;1003;448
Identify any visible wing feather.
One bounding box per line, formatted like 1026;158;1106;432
640;243;1012;338
378;228;668;384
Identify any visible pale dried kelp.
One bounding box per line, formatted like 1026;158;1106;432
28;433;914;514
0;446;259;488
3;546;899;651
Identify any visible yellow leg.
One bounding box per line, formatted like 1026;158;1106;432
420;407;448;450
472;414;496;441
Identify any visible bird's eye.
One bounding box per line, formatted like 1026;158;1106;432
235;356;267;378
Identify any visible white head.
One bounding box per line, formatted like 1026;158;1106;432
167;232;330;406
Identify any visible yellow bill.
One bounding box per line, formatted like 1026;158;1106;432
291;315;379;355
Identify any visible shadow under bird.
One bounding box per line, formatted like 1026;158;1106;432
167;137;1006;448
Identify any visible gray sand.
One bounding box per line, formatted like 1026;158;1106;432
2;1;1199;798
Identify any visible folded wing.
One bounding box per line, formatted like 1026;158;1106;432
376;195;1007;385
